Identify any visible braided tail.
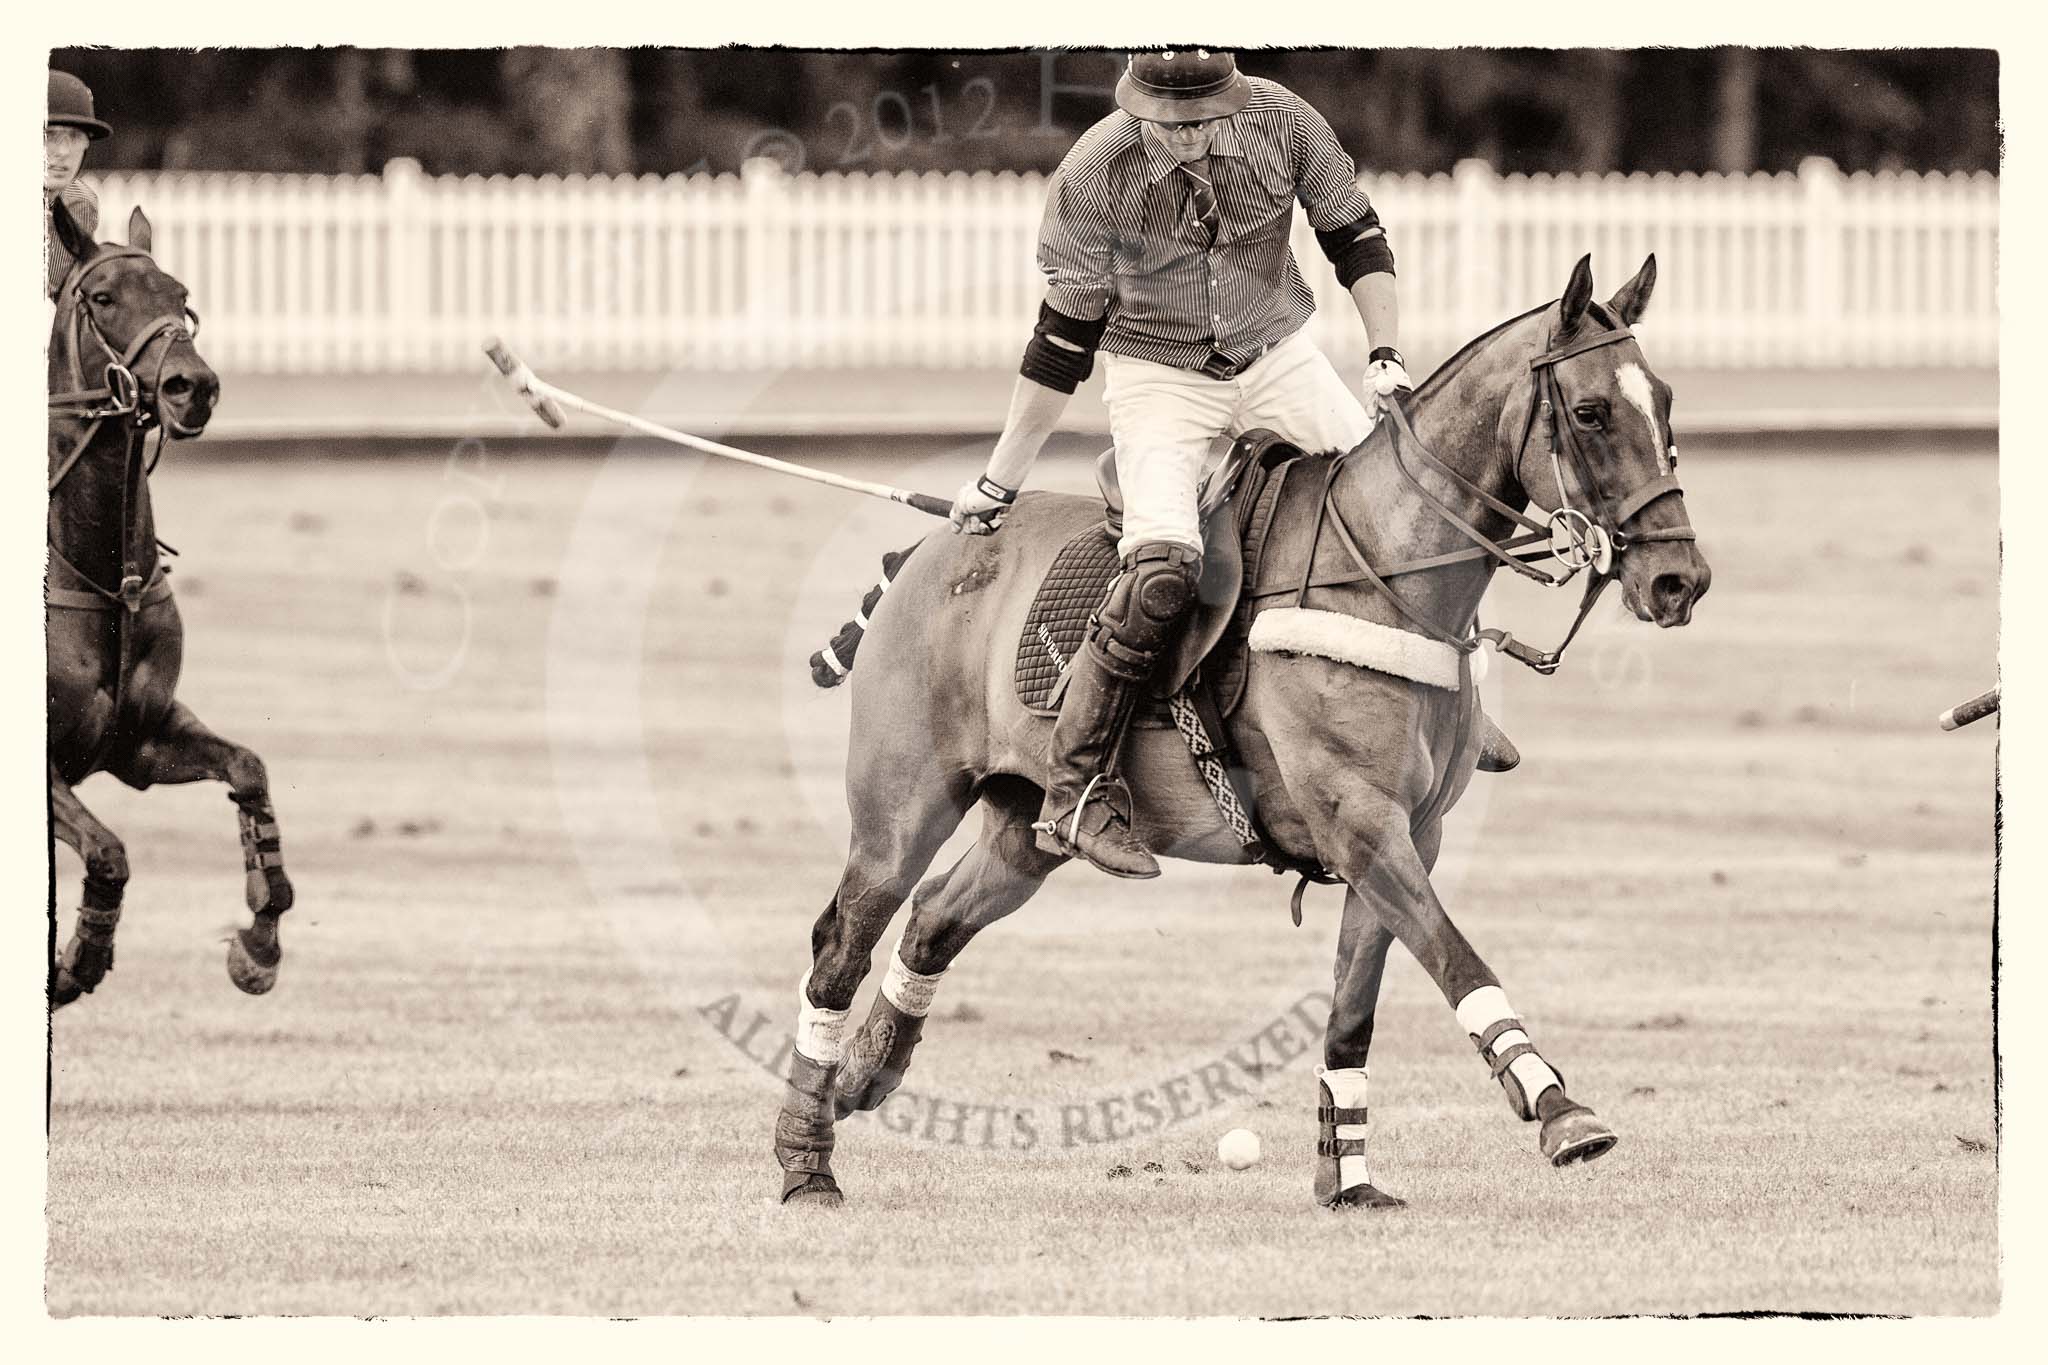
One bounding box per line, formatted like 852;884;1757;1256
809;542;919;688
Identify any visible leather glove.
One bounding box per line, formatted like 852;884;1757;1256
949;473;1017;535
1365;346;1413;408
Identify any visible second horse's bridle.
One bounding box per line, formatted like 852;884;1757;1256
48;245;201;494
47;245;200;618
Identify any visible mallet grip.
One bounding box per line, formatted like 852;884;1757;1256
1939;687;2000;731
903;492;954;519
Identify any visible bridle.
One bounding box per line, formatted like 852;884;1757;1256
46;245;200;614
1298;313;1697;677
49;246;202;487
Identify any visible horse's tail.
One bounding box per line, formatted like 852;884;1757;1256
809;541;919;688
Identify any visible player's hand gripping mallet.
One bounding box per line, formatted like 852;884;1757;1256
1938;686;2000;731
484;338;954;518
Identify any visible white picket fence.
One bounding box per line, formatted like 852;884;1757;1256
83;156;1998;376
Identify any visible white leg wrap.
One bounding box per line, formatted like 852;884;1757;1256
1455;985;1562;1118
795;970;850;1066
880;941;944;1018
1319;1065;1373;1191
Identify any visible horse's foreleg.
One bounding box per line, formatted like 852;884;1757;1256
111;701;293;995
836;776;1066;1117
49;760;128;1008
1316;891;1403;1208
1318;785;1616;1172
775;775;974;1207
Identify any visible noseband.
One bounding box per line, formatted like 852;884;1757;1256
1301;318;1698;676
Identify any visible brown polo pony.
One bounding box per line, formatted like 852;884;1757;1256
46;201;293;1009
772;255;1710;1207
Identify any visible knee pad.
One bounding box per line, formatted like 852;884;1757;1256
1090;542;1202;677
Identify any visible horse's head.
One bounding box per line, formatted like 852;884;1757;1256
1510;254;1711;627
50;202;218;439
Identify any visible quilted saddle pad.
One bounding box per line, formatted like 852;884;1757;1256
1014;523;1121;714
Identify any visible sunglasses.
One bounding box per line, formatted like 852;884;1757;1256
1157;118;1221;132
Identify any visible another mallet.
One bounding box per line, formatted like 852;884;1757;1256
483;338;954;519
1939;686;2000;731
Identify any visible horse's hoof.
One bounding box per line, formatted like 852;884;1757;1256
51;969;83;1010
226;922;281;996
1540;1101;1619;1167
1322;1183;1407;1210
780;1172;844;1207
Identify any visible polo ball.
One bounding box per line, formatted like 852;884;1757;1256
1218;1128;1261;1170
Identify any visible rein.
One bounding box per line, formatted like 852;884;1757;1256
46;244;199;774
1295;320;1697;678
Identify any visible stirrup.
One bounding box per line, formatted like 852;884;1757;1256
1033;772;1110;850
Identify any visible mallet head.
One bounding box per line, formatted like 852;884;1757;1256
483;337;566;429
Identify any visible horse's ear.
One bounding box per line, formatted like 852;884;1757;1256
128;206;153;255
1608;253;1657;326
1559;253;1595;334
49;197;93;264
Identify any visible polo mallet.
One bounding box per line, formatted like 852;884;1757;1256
1939;686;2000;731
483;339;954;519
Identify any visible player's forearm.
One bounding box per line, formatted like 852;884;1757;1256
1349;272;1399;355
986;377;1074;488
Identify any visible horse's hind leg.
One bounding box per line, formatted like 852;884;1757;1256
110;701;294;995
835;776;1067;1117
775;774;974;1207
49;760;129;1009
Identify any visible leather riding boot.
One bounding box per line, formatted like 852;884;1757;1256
1034;542;1202;879
1034;640;1155;877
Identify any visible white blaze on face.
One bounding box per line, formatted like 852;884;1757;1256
1616;361;1668;474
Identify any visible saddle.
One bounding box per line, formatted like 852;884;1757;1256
1012;429;1323;879
1013;431;1304;718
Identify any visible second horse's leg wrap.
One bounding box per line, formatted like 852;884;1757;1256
1455;986;1565;1121
61;877;125;995
235;793;292;915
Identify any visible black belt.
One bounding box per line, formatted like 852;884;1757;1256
1197;343;1271;380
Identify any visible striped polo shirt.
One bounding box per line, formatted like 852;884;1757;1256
1036;76;1382;373
46;179;100;296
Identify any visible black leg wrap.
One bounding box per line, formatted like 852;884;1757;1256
1473;1017;1564;1122
235;795;293;915
1312;1079;1405;1210
834;993;926;1119
775;1051;844;1205
61;902;123;995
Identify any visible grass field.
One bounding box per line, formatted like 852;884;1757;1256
45;433;2000;1316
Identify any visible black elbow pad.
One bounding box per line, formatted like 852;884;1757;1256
1019;302;1108;393
1316;211;1397;288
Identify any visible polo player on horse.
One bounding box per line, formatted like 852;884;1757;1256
948;50;1512;880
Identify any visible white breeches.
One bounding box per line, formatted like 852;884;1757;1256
1100;330;1375;558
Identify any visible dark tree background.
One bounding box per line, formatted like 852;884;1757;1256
49;48;1998;177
